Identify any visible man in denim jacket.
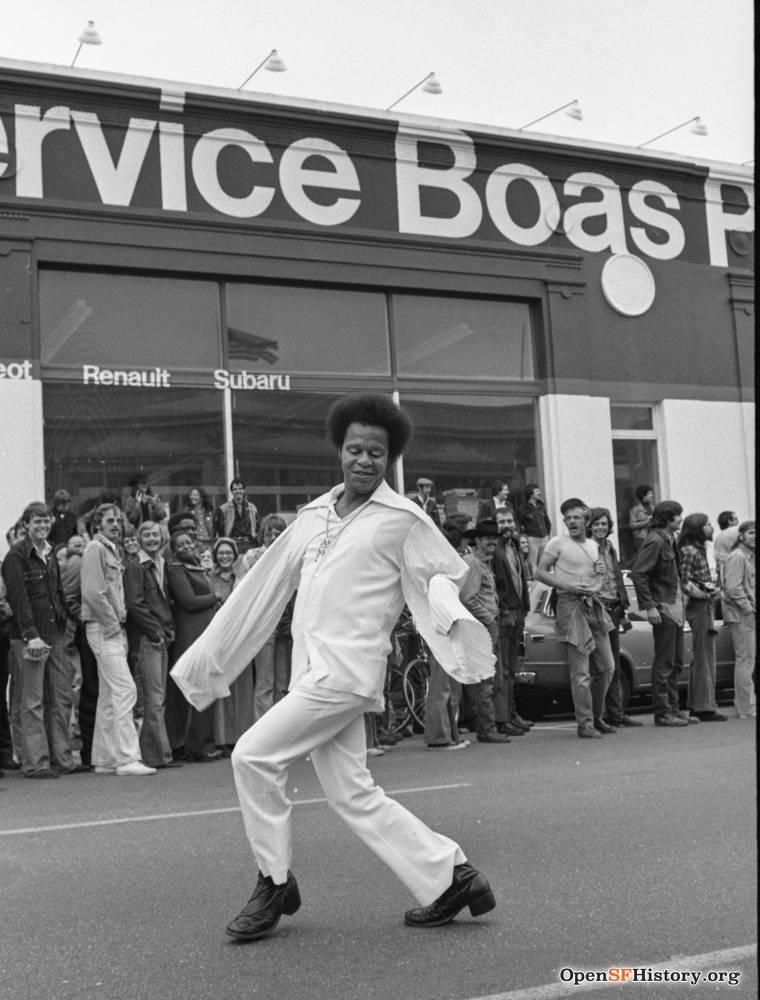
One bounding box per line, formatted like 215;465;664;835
1;501;80;777
631;500;696;727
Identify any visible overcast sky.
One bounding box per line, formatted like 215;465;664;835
1;0;754;164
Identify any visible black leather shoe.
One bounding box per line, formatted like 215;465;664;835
693;711;728;722
404;862;495;927
577;724;603;739
607;715;643;727
593;718;617;734
511;714;534;729
226;871;301;941
187;749;223;762
496;722;526;736
477;732;510;743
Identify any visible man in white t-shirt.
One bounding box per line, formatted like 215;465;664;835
535;498;615;738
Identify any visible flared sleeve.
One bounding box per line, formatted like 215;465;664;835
170;523;303;709
401;519;495;684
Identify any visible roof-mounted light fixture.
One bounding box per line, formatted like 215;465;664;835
638;116;708;148
386;72;442;111
237;49;287;90
71;20;102;67
519;99;583;131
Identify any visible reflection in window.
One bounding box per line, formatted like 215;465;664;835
610;405;654;431
39;271;221;371
226;284;391;375
393;296;534;379
43;384;226;515
613;438;659;569
400;393;537;519
232;391;343;518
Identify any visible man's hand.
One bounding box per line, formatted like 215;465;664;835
646;607;661;625
24;637;51;661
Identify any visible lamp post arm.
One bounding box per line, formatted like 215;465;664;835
638;117;699;148
386;74;430;111
519;99;577;130
237;54;269;91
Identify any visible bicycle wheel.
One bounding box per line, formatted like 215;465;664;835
403;657;430;729
382;666;412;733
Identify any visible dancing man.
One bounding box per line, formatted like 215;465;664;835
172;395;496;941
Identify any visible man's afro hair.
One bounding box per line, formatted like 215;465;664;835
326;395;412;464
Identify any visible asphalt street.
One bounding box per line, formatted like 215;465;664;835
1;714;756;1000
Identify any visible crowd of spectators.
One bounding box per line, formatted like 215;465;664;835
0;474;754;779
0;477;290;779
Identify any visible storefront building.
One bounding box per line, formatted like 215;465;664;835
0;60;754;557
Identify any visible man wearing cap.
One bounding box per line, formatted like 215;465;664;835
412;477;441;527
460;519;509;744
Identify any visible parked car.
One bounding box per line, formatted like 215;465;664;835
514;574;735;719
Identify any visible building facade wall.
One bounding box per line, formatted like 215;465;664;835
0;61;754;557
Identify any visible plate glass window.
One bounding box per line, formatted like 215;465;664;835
225;284;391;375
39;271;221;372
393;296;534;379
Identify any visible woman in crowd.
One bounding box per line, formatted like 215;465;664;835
167;530;223;760
722;520;756;719
186;487;216;554
677;513;725;722
518;534;534;581
210;537;254;755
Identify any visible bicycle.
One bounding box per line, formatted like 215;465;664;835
381;611;431;734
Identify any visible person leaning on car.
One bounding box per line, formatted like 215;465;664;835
630;500;697;728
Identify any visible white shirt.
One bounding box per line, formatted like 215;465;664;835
171;480;494;711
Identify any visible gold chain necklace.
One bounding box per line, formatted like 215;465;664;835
315;499;370;561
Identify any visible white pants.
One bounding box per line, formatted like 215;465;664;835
86;623;141;769
231;674;466;904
